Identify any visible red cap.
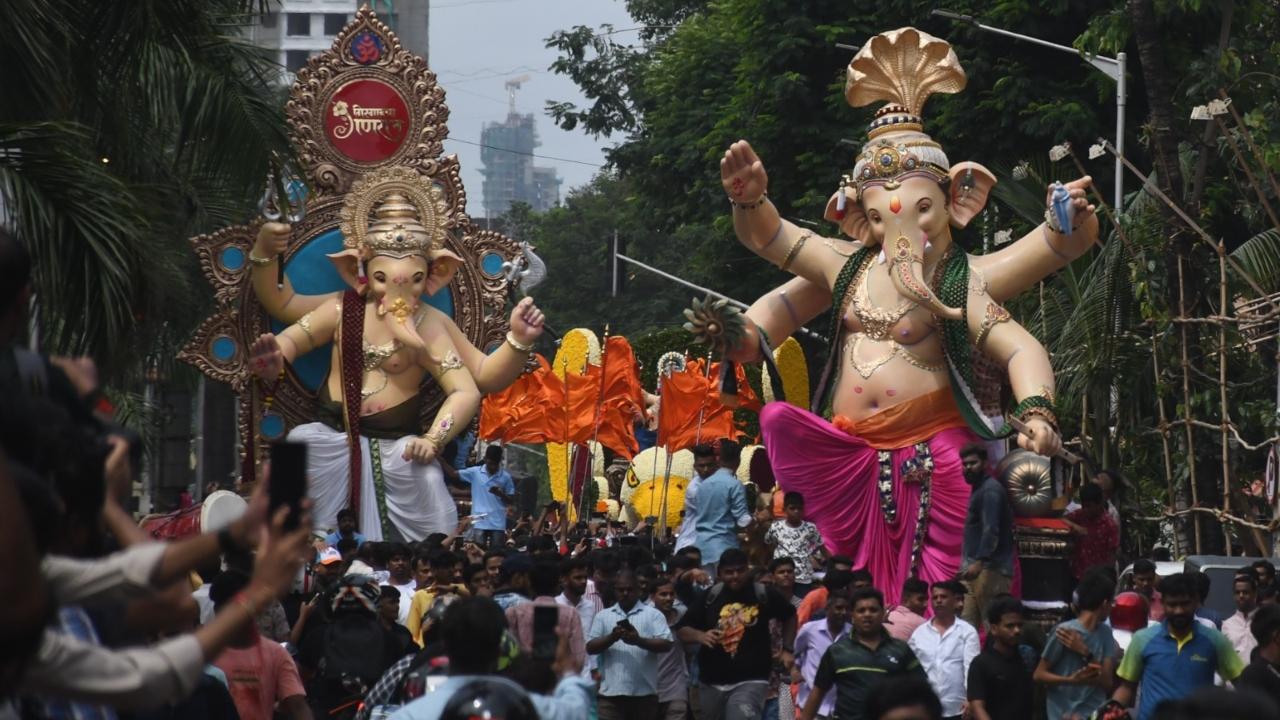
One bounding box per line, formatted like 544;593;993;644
1110;591;1149;632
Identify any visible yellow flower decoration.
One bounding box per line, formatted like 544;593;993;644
774;337;810;408
763;337;809;408
623;446;694;531
547;328;600;511
736;444;765;484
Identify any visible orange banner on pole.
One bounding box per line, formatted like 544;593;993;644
657;359;754;452
477;338;644;459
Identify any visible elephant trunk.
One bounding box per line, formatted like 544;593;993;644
888;234;963;321
375;293;429;351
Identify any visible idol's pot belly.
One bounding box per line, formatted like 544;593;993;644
830;334;950;422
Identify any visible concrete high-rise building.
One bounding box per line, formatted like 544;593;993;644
480;112;562;217
244;0;429;83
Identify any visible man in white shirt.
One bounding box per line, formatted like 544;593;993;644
908;580;980;720
793;593;851;720
674;471;701;552
557;557;603;637
587;570;674;720
1222;573;1260;661
384;542;416;626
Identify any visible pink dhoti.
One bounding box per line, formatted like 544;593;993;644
761;389;977;606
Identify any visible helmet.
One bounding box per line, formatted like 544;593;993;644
1110;591;1149;633
440;678;537;720
331;574;380;615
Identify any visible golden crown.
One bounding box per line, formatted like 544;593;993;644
339;166;451;259
843;28;966;198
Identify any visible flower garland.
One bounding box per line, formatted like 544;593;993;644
876;451;896;523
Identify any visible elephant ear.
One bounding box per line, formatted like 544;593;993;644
426;248;463;296
947;162;997;229
823;189;878;246
326;248;367;295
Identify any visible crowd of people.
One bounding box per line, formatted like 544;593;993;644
7;229;1280;720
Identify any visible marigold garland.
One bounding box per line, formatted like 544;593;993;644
546;328;600;507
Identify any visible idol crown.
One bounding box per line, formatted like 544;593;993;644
340;166;451;260
843;27;967;198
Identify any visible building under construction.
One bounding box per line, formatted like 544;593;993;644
479;77;562;218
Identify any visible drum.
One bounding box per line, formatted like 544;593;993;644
140;490;247;540
998;449;1055;518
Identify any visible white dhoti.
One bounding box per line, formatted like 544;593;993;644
288;422;458;542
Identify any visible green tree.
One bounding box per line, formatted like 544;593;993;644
1;0;293;378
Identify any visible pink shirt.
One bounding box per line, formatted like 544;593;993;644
505;596;586;670
213;635;305;720
885;605;927;642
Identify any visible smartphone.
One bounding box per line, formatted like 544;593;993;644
269;441;308;532
532;604;559;661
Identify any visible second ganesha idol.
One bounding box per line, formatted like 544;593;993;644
714;27;1098;603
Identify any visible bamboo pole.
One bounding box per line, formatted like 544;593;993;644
1212;115;1280;232
1219;89;1280;212
1219;247;1233;554
1177;255;1203;553
1098;139;1278;309
1151;331;1182;557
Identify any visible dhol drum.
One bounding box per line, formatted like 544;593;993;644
140;490;247;540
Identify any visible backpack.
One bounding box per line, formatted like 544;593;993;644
315;613;391;713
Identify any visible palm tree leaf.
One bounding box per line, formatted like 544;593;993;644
1230;229;1280;295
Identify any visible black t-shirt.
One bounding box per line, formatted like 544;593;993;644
1236;658;1280;706
682;582;796;684
967;646;1034;720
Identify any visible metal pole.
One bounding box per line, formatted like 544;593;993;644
931;10;1125;211
614;252;825;341
1115;52;1126;213
611;230;619;297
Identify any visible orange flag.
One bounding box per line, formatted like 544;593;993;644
478;337;646;456
658;359;740;452
564;362;603;445
595;337;644;459
479;355;564;444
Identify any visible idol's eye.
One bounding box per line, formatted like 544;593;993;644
869;213;882;223
918;200;932;212
413;272;425;283
373;272;386;282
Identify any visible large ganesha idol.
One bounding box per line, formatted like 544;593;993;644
247;167;545;541
717;28;1098;600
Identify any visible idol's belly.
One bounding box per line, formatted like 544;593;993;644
831;334;950;421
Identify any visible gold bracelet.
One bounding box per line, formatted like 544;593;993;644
779;232;811;272
248;252;275;267
505;332;534;353
1021;405;1059;431
729;192;769;210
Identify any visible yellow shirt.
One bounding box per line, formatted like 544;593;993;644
406;583;470;645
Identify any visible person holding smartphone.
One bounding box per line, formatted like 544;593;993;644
587;570;674;720
453;446;514;549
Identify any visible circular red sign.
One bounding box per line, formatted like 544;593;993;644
325;79;411;164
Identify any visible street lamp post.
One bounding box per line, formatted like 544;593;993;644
931;10;1126;213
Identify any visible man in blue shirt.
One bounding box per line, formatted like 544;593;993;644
325;508;367;549
587;569;674;719
691;441;752;576
455;445;515;548
1113;573;1244;720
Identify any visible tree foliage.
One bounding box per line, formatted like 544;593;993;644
1;0;294;378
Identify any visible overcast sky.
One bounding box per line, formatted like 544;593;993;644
428;0;634;217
